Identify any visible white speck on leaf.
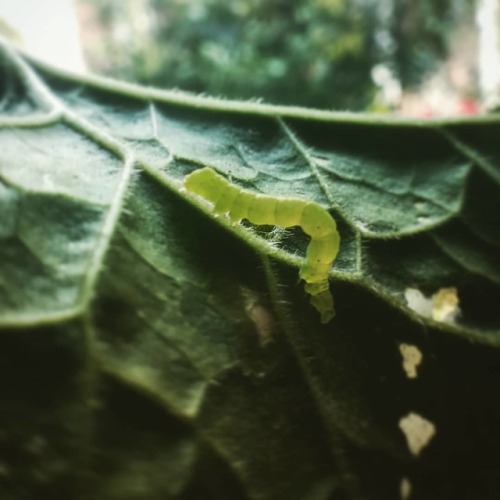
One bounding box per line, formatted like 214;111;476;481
400;477;412;499
405;286;461;324
399;412;436;456
399;343;423;379
241;287;275;345
405;288;433;317
432;287;460;323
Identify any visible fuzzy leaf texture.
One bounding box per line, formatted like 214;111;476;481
0;38;499;500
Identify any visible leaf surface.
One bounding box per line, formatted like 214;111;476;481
1;39;500;500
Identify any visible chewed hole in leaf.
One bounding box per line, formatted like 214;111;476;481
399;412;436;457
405;286;461;324
399;343;423;379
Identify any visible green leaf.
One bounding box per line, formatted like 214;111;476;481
1;38;500;499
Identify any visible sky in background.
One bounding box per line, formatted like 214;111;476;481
0;0;86;72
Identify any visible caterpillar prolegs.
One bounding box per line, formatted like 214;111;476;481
184;167;340;323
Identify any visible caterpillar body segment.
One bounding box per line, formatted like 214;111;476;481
214;183;239;214
301;203;337;238
274;198;304;227
300;232;339;281
184;167;340;323
309;290;335;324
247;196;277;225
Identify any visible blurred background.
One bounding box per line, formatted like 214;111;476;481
1;0;498;116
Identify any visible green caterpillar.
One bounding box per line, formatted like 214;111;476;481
184;167;340;323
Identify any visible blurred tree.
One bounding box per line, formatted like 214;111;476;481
78;0;475;111
388;0;473;87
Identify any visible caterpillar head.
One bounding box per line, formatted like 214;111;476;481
184;167;225;201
